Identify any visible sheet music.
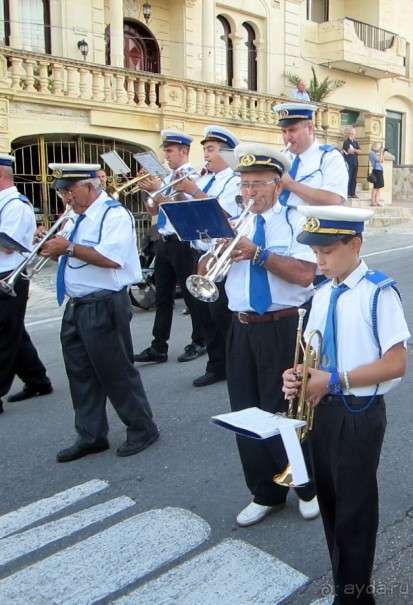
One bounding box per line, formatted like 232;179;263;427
278;423;309;485
133;152;168;177
211;407;306;440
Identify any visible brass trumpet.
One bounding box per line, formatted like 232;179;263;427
186;199;256;302
110;172;161;200
0;207;74;296
273;308;322;487
145;161;208;207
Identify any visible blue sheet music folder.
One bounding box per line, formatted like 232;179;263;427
159;198;235;241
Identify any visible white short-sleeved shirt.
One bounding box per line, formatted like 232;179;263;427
285;139;348;207
158;162;193;236
305;260;410;396
0;186;36;272
196;167;240;218
61;192;142;297
225;203;316;312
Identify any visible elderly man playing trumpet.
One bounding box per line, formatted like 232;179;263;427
200;143;319;527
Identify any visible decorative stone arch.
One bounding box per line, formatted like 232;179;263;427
105;20;161;73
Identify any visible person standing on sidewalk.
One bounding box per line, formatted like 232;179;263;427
134;130;206;365
41;163;159;462
0;153;52;415
343;127;361;199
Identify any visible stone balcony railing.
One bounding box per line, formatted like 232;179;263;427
0;46;346;138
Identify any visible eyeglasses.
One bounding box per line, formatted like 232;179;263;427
56;190;76;200
238;179;279;190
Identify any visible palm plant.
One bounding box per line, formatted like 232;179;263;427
284;67;345;102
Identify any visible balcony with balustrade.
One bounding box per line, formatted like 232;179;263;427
308;18;407;79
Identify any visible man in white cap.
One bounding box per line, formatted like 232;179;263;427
41;163;159;462
283;205;410;605
134;130;206;364
199;142;319;526
179;124;241;387
272;102;348;208
0;153;52;415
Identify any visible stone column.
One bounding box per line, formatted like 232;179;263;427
202;0;215;83
8;0;22;48
229;33;243;89
110;0;124;68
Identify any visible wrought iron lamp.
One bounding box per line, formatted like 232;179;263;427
143;2;152;24
77;39;89;61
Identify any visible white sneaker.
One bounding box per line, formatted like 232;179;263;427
236;501;285;527
298;495;320;520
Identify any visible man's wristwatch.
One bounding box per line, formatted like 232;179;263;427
327;371;343;395
66;243;75;257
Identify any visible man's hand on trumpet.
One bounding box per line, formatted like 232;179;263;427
40;235;71;259
229;236;257;263
282;365;331;407
137;169;159;193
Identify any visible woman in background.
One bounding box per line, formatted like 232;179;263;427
369;143;385;207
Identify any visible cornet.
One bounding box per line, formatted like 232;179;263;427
0;206;74;296
273;308;322;487
145;161;208;207
186;199;256;302
110;172;161;200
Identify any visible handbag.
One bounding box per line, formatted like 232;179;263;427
367;171;377;184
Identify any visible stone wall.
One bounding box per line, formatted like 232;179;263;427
392;166;413;202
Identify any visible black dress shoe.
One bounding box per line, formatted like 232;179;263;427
134;347;168;363
8;383;53;402
56;441;109;463
177;342;207;362
193;372;226;387
116;431;159;457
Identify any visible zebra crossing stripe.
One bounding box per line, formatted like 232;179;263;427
113;538;309;604
0;479;108;539
0;496;135;566
0;507;210;605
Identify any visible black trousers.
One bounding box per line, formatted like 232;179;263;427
226;314;316;505
193;280;232;376
151;238;204;353
0;274;50;398
61;289;158;446
346;162;358;197
309;398;387;605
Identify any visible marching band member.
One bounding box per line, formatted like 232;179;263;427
41;163;159;462
0;153;52;414
134;130;206;364
178;125;241;387
283;206;410;604
272;102;348;208
200;143;319;526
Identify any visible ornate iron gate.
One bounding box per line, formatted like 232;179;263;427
11;134;152;248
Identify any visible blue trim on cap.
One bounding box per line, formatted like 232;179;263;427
251;154;284;172
318;219;365;233
162;135;192;146
276;108;314;120
0;159;14;166
206;130;237;149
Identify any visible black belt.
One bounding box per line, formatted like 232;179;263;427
160;234;179;242
234;307;299;324
321;394;384;409
0;270;27;280
70;287;125;306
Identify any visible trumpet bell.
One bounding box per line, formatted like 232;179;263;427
186;275;219;302
273;463;309;488
0;280;16;296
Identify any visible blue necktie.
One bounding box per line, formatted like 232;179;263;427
56;214;86;306
279;155;300;206
203;174;216;194
249;215;272;315
321;283;348;372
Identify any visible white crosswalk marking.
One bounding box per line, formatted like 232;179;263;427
0;479;108;539
0;507;210;605
114;539;309;605
0;496;135;566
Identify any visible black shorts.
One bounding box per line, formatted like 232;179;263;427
373;169;384;189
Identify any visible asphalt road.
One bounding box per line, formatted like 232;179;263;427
0;225;412;604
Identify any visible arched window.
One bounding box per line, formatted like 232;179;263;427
1;0;51;52
105;20;160;73
215;16;233;87
239;23;257;91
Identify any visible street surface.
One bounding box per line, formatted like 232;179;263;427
0;224;412;604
